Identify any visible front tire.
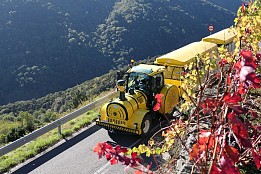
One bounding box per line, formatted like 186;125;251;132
141;114;152;137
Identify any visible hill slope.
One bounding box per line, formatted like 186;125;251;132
0;0;243;105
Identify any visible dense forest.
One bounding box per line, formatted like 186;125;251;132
0;0;244;105
0;58;155;145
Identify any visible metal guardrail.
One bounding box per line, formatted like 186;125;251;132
0;91;118;157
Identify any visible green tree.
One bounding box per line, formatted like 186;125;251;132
18;111;35;131
0;134;7;144
2;114;15;122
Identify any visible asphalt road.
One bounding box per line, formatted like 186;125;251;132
9;123;159;174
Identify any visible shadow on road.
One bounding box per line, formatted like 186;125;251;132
107;118;167;148
106;123;166;172
107;133;141;147
11;125;101;174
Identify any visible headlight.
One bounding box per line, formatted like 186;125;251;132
133;123;138;129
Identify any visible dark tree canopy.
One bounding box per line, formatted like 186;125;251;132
0;0;243;105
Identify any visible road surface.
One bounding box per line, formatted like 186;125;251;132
9;123;159;174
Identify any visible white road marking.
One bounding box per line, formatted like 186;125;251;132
94;119;165;173
94;162;110;174
94;136;142;174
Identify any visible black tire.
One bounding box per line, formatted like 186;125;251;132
141;114;152;137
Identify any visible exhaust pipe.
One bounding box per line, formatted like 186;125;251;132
117;80;126;101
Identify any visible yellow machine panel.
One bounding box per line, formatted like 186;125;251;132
164;66;182;80
202;28;237;45
164;79;181;87
96;90;148;135
127;109;150;134
159;84;180;115
154;41;217;67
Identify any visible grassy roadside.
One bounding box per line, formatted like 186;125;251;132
0;106;101;173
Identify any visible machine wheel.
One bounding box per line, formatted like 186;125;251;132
108;128;115;134
141;114;152;137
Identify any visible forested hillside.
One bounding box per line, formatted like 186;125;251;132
0;0;244;104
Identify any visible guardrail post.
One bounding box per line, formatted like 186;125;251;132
58;125;62;135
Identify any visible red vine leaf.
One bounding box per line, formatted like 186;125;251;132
244;57;258;70
224;144;239;163
110;157;118;165
220;154;240;174
123;156;131;165
189;144;205;161
248;110;258;118
241;3;245;12
210;164;221;174
245;72;261;88
130;152;142;166
236;135;252;148
227;112;237;122
238;83;246;94
219;58;228;67
230;119;252;148
134;170;143;174
256;53;261;61
189;130;216;161
223;93;242;104
227;103;246;115
131;152;138;158
200;98;219;114
153;103;161;111
232;122;248;139
234;60;243;71
105;153;112;160
153;94;164;111
240;50;253;60
251;149;261;169
226;76;232;85
94;142;113;159
240;50;258;69
115;145;128;154
223;93;246;114
198;130;215;147
256;126;261;131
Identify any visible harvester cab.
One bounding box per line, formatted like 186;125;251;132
125;64;165;108
96;63;180;136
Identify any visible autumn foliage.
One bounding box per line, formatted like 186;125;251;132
185;1;261;173
94;1;260;173
94;142;141;166
153;94;164;111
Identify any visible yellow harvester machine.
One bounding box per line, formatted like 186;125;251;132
96;28;236;136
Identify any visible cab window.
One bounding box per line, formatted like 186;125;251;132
152;73;164;93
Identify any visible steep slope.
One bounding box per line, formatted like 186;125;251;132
91;0;240;68
0;0;116;104
0;0;243;105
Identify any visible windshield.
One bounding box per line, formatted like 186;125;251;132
127;72;150;90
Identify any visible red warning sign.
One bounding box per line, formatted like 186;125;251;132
208;24;215;32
